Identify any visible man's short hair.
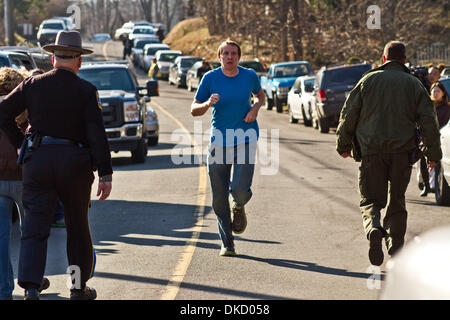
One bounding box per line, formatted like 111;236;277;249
217;40;241;58
383;41;406;61
54;50;81;60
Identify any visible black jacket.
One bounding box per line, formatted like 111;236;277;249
0;68;113;177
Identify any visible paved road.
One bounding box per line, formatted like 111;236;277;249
11;40;449;300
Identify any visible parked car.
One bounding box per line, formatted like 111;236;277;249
442;68;450;77
142;43;170;71
260;61;314;113
52;16;75;30
440;75;450;93
129;26;157;42
186;60;212;92
169;56;203;88
287;75;315;126
434;77;450;205
155;50;182;80
37;19;66;46
78;62;159;163
0;50;37;71
114;21;134;41
311;63;372;133
131;38;161;67
91;33;111;43
239;60;266;77
146;105;159;146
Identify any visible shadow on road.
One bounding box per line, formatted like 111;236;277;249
235;255;384;281
111;154;200;171
93;271;293;300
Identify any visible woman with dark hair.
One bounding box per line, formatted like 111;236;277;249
419;81;450;197
430;81;450;128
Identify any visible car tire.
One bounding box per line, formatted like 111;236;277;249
318;117;329;133
131;138;147;163
275;94;283;113
435;163;450;205
148;136;159;146
301;106;312;127
288;105;298;123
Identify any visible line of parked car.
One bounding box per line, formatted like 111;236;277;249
37;16;76;46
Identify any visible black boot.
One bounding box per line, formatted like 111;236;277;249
70;286;97;300
24;288;40;300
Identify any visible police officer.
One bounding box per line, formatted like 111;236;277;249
0;31;113;300
336;41;442;266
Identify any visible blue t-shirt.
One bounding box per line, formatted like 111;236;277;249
195;66;261;146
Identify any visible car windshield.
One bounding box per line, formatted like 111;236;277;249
159;53;180;62
146;47;167;55
324;65;371;86
239;61;265;72
0;56;9;67
133;28;155;35
274;64;310;78
181;58;201;68
43;23;64;30
78;68;135;92
135;40;156;49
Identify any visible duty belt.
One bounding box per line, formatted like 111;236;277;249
40;136;84;148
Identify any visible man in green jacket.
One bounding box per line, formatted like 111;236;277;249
336;41;442;266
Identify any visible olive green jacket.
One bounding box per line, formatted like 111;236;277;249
336;60;442;162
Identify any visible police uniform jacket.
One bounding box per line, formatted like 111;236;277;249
336;60;442;162
0;68;113;177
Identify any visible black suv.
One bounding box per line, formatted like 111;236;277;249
312;63;371;133
78;62;158;163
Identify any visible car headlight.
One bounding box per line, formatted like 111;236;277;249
147;111;158;121
277;87;290;94
124;101;140;122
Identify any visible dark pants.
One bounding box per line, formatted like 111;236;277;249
18;144;95;290
358;152;412;256
419;155;430;189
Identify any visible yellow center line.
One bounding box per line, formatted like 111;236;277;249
150;100;208;300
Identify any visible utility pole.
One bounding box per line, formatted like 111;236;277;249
4;0;14;45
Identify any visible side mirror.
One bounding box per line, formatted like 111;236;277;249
146;80;159;97
293;89;300;94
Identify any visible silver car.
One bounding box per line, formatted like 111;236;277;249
146;105;159;146
142;43;170;72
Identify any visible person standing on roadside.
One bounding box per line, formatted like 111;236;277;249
156;25;165;43
148;58;160;80
122;34;132;60
0;67;50;300
428;66;441;87
0;31;113;300
191;40;265;256
336;41;442;266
